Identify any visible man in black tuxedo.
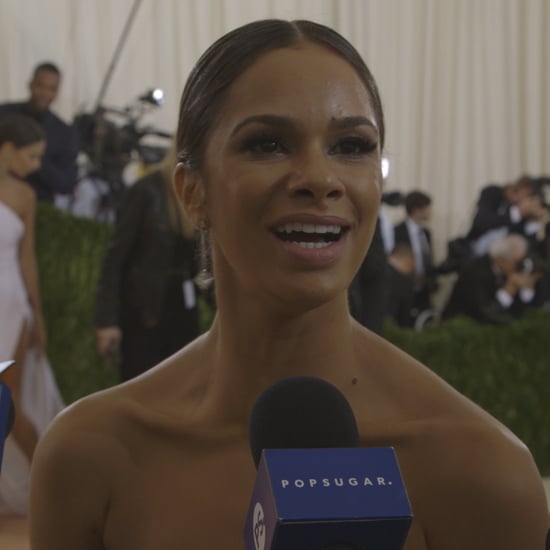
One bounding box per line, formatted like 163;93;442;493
385;242;416;327
393;190;437;318
467;175;545;256
349;218;390;334
442;234;542;324
0;62;79;202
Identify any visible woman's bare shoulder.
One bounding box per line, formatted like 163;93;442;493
29;385;140;549
32;384;135;476
410;419;548;549
353;327;505;426
0;177;35;216
351;330;548;548
40;334;210;444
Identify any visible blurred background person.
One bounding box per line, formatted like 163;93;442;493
385;242;416;328
508;189;550;248
0;114;46;460
0;114;64;516
94;142;201;381
0;62;79;204
442;233;543;324
467;175;543;256
378;190;404;254
348;218;390;335
393;190;437;321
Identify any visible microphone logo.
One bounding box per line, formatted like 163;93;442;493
252;502;266;550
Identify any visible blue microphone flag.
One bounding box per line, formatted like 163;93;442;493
0;382;13;473
244;447;412;550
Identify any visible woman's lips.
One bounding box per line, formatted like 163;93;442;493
270;217;350;265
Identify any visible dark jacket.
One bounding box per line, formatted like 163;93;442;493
349;219;390;334
95;170;196;329
0;102;79;201
393;221;434;274
393;220;437;312
442;254;541;324
385;265;415;327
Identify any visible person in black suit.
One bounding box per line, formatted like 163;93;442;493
94;144;201;381
393;190;437;317
442;234;542;324
466;176;539;241
466;175;545;256
0;62;79;202
385;242;416;327
348;217;390;334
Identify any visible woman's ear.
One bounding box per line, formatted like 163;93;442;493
174;162;207;228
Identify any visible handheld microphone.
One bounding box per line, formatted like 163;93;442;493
0;361;16;473
244;376;412;550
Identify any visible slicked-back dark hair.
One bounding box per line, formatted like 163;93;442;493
0;113;46;148
176;19;385;172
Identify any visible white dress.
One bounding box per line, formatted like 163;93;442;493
0;201;31;361
0;201;64;515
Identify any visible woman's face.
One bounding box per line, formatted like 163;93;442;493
196;43;382;307
9;140;46;178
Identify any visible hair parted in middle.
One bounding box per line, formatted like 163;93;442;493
176;19;385;174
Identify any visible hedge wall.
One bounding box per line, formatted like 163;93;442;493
36;203;118;402
35;203;550;475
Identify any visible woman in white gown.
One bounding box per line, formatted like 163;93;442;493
0;113;63;514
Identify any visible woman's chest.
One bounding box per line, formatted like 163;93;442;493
103;436;256;549
101;441;434;550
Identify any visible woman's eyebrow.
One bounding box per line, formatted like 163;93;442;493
231;114;295;136
231;114;378;136
330;116;378;132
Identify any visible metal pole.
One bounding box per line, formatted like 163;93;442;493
94;0;144;111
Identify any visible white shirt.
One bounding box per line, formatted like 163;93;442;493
406;218;429;276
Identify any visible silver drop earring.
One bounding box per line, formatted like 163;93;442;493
194;227;214;291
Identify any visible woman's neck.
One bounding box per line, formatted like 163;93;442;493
197;288;361;426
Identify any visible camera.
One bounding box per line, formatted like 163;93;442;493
72;89;172;221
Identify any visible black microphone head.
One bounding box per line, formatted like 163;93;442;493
249;376;360;468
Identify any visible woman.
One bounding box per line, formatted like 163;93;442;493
29;20;548;549
0;114;47;462
94;142;200;381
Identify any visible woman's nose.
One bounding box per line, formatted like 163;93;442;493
286;153;344;201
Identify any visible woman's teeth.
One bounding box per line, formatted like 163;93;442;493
276;222;342;235
275;222;344;248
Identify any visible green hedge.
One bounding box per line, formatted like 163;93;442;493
35;203;550;475
36;203;118;403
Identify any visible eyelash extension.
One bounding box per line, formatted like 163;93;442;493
331;137;378;156
239;134;378;157
241;134;288;155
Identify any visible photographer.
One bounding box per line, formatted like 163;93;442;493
442;234;544;324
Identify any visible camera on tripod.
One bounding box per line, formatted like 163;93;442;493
72;89;172;221
75;88;171;182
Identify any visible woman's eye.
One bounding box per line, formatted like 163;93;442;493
244;136;287;155
331;138;377;156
